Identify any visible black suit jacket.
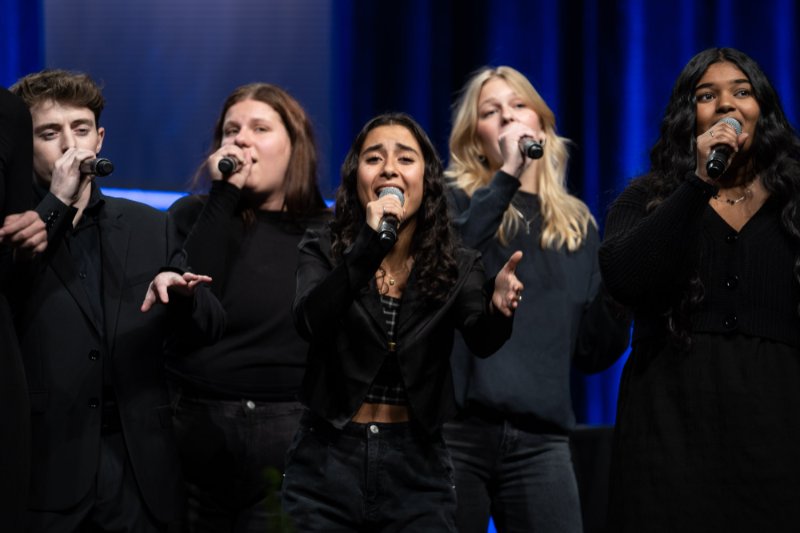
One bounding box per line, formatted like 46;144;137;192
12;187;224;520
0;86;33;531
293;224;513;435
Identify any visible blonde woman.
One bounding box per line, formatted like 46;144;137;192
444;66;630;533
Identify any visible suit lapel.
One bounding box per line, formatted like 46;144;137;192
49;237;102;335
99;200;130;355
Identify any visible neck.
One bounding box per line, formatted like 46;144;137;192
383;219;415;270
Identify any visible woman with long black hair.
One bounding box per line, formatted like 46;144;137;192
282;112;523;532
600;47;800;532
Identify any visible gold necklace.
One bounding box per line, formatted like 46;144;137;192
712;185;752;206
376;262;410;295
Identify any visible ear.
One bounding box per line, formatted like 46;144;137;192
95;126;105;153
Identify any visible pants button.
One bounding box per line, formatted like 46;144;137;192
369;424;379;434
245;400;256;410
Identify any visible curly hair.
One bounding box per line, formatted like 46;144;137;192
331;112;459;305
641;47;800;347
446;65;595;251
193;83;327;220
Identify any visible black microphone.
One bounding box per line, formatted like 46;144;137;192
377;187;405;249
519;137;544;160
79;158;114;177
706;117;742;179
218;157;240;175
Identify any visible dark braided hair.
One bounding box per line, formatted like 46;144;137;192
331;113;459;305
642;47;800;347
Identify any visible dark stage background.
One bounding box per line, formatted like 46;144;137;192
2;0;799;426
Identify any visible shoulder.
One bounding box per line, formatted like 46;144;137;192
103;194;163;219
168;193;208;227
454;245;482;272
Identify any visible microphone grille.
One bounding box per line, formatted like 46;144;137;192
378;186;405;205
719;117;742;135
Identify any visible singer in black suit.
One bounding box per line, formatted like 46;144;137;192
600;48;800;532
9;69;224;532
0;86;47;531
281;112;524;532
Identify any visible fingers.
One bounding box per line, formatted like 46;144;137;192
140;284;156;312
0;212;47;256
366;195;405;232
504;250;524;272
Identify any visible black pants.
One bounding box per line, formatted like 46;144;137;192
26;431;165;533
281;411;457;532
171;388;304;533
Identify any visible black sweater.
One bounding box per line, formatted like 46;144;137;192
599;174;800;348
166;180;329;400
448;171;630;432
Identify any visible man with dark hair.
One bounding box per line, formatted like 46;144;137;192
9;69;224;532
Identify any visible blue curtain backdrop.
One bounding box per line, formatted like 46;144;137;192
3;0;799;424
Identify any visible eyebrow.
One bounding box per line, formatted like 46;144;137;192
362;142;419;155
33;118;94;133
695;78;751;91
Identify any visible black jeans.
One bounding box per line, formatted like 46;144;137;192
443;413;582;533
171;388;304;533
281;411;457;532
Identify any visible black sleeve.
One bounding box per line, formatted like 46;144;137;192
450;171;520;251
169;180;241;296
293;224;386;342
598;174;717;308
162;210;226;346
571;227;632;373
0;89;34;291
453;260;514;358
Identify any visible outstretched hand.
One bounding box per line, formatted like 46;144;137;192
491;250;524;317
141;271;212;312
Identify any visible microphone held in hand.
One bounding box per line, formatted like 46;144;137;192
519;137;544;160
218;156;240;175
706;117;742;179
79;158;114;177
377;187;405;249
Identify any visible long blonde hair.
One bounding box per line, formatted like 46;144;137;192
446;66;594;251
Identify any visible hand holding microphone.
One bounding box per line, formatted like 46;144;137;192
79;157;114;177
218;156;240;175
376;187;405;250
704;117;742;179
519;137;544;160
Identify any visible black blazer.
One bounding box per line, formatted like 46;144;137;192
0;86;33;531
293;224;513;435
12;188;224;520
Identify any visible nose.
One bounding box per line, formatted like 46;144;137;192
234;127;251;147
716;91;736;114
61;130;77;153
500;104;516;125
381;157;398;178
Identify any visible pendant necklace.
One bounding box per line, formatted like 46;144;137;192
513;206;536;235
712;184;752;206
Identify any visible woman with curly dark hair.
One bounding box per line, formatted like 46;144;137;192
282;112;524;531
600;48;800;532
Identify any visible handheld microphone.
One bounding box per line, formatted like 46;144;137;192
377;187;405;249
79;158;114;177
218;157;240;175
519;137;544;160
706;117;742;179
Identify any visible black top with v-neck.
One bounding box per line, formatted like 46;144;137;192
599;173;800;531
600;173;800;349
